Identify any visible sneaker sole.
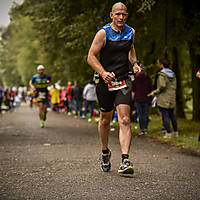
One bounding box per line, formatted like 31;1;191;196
118;166;134;174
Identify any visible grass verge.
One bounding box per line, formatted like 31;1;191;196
130;115;200;154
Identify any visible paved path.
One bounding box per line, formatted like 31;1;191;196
0;105;200;200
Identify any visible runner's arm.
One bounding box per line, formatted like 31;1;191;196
129;28;141;73
47;75;51;84
29;80;36;91
150;74;166;96
87;29;114;83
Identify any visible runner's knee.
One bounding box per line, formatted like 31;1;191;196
120;116;130;126
100;118;110;127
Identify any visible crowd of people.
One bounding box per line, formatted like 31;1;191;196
0;58;180;139
0;86;25;113
48;79;98;123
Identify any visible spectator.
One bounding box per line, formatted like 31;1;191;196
149;58;178;138
132;70;152;135
153;64;166;133
60;87;68;114
71;81;83;118
0;85;4;113
66;81;72;115
196;68;200;141
4;88;10;110
26;88;34;108
50;84;60;112
82;80;97;122
9;87;15;110
14;91;21;108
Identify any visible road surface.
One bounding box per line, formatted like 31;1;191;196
0;105;200;200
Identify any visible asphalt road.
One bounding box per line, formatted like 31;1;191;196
0;105;200;200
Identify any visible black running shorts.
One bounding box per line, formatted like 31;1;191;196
96;79;132;112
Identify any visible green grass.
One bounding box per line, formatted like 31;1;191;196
131;115;200;154
83;113;200;154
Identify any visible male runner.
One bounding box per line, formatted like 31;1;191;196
87;2;140;174
29;65;51;128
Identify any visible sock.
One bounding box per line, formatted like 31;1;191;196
122;154;129;162
102;148;109;154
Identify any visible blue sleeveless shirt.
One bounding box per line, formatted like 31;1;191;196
100;23;133;77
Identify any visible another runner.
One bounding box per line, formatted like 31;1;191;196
29;65;51;128
87;2;140;174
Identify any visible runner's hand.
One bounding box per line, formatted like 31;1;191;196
133;63;141;73
148;91;154;96
101;71;115;84
32;87;36;92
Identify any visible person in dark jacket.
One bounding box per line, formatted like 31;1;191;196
71;81;83;117
132;70;152;135
0;85;4;113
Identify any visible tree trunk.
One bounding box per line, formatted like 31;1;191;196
188;42;200;121
172;47;185;118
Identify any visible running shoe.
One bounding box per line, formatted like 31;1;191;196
163;133;172;139
101;149;111;172
138;131;145;136
172;131;179;137
118;159;134;174
160;128;166;133
138;129;147;136
40;119;44;128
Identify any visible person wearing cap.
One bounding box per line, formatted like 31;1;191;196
29;65;51;128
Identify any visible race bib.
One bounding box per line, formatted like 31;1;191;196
108;80;127;91
38;92;46;99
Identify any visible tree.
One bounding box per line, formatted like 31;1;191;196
0;16;39;86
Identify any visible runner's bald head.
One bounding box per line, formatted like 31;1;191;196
112;2;127;12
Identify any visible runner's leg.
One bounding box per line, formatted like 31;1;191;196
116;104;131;155
43;104;48;121
116;104;134;174
98;110;113;150
99;110;113;172
38;102;45;128
38;102;43;120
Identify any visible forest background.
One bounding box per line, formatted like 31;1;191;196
0;0;200;121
